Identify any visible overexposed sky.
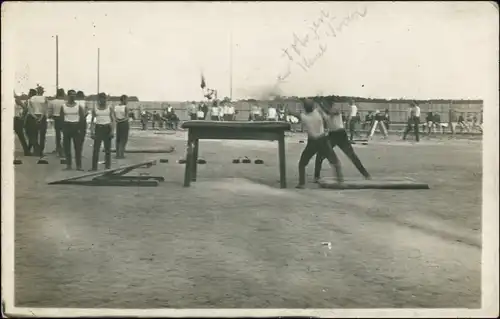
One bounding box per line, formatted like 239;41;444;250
2;1;498;101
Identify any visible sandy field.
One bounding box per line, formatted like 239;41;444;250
13;130;482;308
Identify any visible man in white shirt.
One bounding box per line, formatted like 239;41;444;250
26;87;49;157
218;101;225;120
267;104;277;121
314;101;371;182
223;102;236;121
75;91;88;144
197;104;206;120
278;104;286;121
114;95;130;159
347;99;360;141
210;101;221;121
49;88;66;157
60;89;87;171
403;101;421;142
250;104;262;121
188;101;198;121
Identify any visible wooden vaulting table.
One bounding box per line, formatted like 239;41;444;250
180;121;292;188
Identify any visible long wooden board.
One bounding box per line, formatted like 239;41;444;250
47;160;157;185
318;179;430;190
105;147;175;154
154;131;176;135
54;179;159;187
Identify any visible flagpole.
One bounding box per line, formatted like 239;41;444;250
97;48;100;94
55;35;59;92
229;28;233;101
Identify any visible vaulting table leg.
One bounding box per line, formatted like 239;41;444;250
278;132;287;188
183;133;194;187
192;139;199;182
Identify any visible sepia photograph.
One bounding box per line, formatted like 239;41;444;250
1;1;498;317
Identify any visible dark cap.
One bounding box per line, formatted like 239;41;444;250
98;92;107;98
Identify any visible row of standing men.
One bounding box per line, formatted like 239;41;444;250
14;87;131;171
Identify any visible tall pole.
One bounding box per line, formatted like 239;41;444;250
97;48;100;94
229;28;233;101
55;35;59;92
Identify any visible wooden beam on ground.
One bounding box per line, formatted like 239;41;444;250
154;131;176;135
47;160;157;185
93;175;165;182
318;179;430;190
53;179;159;187
105;146;175;154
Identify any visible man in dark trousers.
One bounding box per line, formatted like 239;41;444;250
188;101;198;120
382;109;390;131
14;97;30;156
26;86;49;158
90;92;115;171
114;95;130;159
49;88;66;157
202;102;209;120
152;111;158;130
60;89;86;171
314;100;371;182
287;99;344;188
347;99;360;141
425;112;434;135
403;101;421;142
140;109;148;130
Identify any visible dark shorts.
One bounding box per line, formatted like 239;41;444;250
328;129;350;147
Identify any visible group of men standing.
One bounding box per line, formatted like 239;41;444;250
187;100;237;121
345;100;423;142
140;104;179;130
14;87;131;171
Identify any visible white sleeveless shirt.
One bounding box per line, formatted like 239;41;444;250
114;104;128;121
211;106;220;116
94;106;111;125
29;95;48;115
62;103;80;123
267;107;277;119
50;99;66;117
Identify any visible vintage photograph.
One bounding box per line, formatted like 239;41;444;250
2;1;498;317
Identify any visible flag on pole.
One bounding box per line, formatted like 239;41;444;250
200;74;206;89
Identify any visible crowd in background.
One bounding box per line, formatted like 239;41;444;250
14;85;483;136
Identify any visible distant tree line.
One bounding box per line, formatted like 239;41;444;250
240;95;483;104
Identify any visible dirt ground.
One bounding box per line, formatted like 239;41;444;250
13;130;482;309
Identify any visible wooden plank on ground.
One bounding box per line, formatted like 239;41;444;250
105;146;175;154
53;179;159;187
318;178;430;190
154;131;176;135
47;160;157;185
